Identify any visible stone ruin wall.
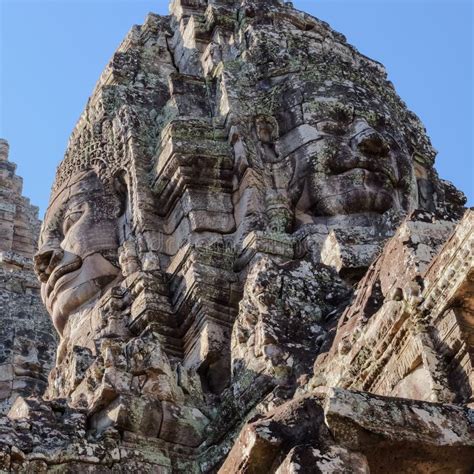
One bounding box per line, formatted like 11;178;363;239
0;1;473;472
0;139;57;414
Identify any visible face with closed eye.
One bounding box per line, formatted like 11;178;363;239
34;170;123;336
290;100;417;221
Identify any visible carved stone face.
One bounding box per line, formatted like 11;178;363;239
34;170;123;335
288;99;417;220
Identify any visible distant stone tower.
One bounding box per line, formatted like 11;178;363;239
0;139;56;413
0;139;41;259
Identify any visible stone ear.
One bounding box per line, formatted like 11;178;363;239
113;171;133;244
112;171;129;217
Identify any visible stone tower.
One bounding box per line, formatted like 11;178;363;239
0;139;40;259
0;1;473;472
0;139;56;414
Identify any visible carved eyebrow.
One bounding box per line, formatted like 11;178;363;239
63;208;83;219
44;193;85;227
63;192;96;210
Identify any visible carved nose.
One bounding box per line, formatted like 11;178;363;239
355;130;390;157
34;248;64;283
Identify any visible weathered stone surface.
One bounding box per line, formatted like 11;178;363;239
0;139;41;259
0;140;57;414
310;210;467;403
0;0;472;472
323;388;474;473
221;388;474;473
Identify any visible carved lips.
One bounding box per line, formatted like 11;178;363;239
45;256;83;299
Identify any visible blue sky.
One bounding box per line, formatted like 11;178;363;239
0;0;472;217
